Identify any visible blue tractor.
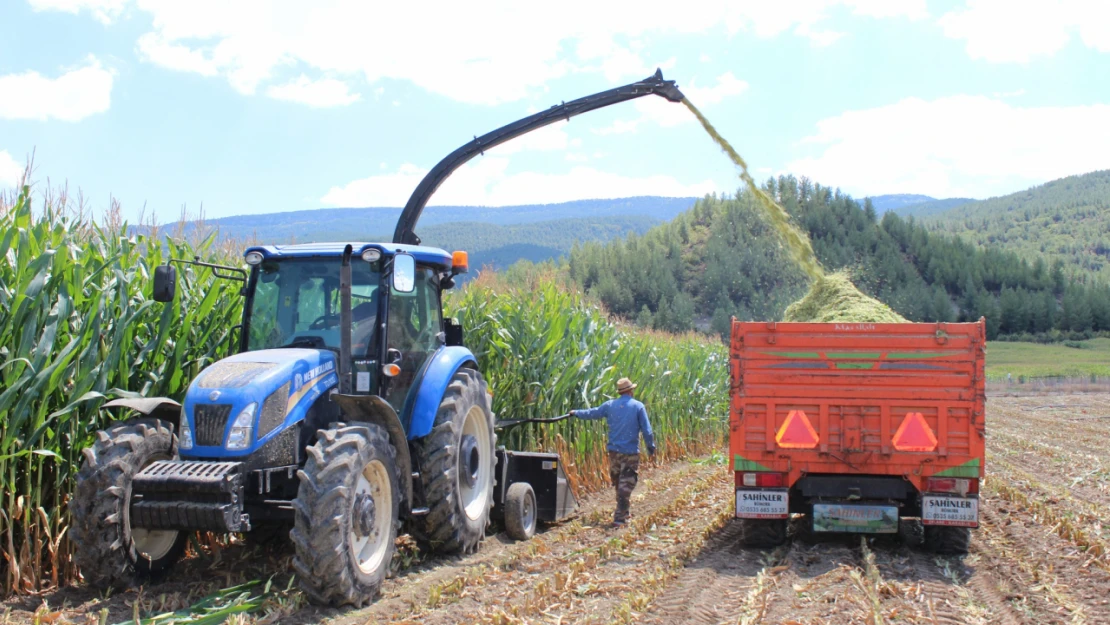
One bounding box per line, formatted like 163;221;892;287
70;71;685;606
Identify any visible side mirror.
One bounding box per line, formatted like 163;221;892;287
153;265;177;302
392;253;415;293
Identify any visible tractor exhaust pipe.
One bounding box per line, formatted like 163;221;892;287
339;244;353;394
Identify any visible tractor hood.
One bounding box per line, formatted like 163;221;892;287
182;349;338;456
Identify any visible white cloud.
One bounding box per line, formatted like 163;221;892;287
597;71;749;135
266;75;360;108
788;95;1110;198
32;1;924;107
28;0;126;24
0;57;114;121
321;158;718;207
939;0;1110;63
137;34;219;76
0;151;24;188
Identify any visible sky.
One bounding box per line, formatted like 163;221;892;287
2;0;1109;221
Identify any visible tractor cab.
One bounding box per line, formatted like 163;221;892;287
238;242;465;417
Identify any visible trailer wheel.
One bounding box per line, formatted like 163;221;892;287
415;368;496;554
504;482;537;541
70;419;187;589
292;423;400;606
924;525;970;555
740;518;788;548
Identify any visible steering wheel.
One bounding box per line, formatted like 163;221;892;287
309;314;339;330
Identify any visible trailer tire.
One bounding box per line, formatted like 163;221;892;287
924;525;970;555
292;423;400;607
740;518;788;548
504;482;537;541
415;368;496;554
70;419;187;589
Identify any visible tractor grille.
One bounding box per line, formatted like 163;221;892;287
193;404;232;446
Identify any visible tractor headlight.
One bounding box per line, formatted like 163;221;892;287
178;406;193;450
245;251;264;265
225;402;257;450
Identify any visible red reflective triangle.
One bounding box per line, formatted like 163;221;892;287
892;412;938;452
776;409;819;449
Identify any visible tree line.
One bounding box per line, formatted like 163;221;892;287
566;175;1110;341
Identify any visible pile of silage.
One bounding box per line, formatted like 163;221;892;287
783;272;908;323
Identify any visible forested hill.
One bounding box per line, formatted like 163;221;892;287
923;170;1110;281
568;176;1110;340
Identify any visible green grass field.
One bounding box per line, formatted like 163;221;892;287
986;338;1110;380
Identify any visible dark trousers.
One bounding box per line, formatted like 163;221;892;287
608;451;640;523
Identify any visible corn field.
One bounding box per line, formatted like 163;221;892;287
0;184;243;594
0;182;727;596
448;269;728;489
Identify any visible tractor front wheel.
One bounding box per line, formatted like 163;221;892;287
292;423;400;606
70;419;187;589
415;368;496;554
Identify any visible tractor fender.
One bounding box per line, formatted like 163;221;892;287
330;393;414;511
102;397;182;429
405;346;479;439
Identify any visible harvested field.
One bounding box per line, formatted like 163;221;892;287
5;393;1110;624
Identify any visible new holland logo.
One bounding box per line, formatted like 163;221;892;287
294;373;304;391
208;390;221;401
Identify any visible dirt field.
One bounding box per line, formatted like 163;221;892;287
5;392;1110;624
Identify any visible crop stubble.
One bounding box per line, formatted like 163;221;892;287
4;394;1109;624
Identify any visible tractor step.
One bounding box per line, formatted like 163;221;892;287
131;460;249;532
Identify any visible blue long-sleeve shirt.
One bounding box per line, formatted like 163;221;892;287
574;395;655;455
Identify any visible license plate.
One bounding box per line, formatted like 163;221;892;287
813;504;899;533
736;489;788;519
922;495;979;527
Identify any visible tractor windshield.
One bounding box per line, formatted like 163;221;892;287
247;258;381;355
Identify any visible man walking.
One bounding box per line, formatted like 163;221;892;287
570;377;655;527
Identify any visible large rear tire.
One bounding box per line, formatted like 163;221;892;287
415;368;496;554
70;419;187;589
739;518;788;548
292;423;400;606
924;525;970;555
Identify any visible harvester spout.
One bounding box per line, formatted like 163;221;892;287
392;70;685;245
646;68;685;102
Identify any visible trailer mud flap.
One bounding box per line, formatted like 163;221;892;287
736;489;788;519
922;495;979;527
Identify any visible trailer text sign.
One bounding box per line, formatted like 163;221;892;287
735;489;788;519
922;495;979;527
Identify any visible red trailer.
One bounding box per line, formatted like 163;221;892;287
729;319;986;553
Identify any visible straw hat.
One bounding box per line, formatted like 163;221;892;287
616;377;637;393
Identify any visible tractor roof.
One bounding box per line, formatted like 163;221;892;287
245;242;453;268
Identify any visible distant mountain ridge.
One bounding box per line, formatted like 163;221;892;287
204;196;698;243
187;196;697;274
868;194;975;218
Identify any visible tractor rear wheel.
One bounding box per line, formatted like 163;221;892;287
924;525;970;555
739;518;788;548
70;419;187;589
292;423;400;606
415;368;496;554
